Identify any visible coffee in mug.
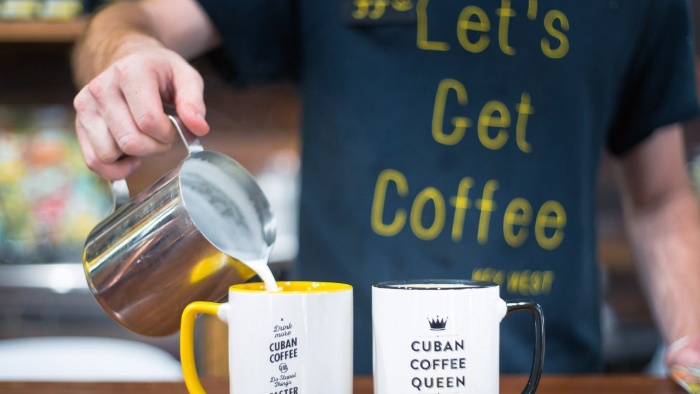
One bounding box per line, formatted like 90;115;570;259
181;281;353;394
372;279;544;394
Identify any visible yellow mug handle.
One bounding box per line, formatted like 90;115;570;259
181;301;222;394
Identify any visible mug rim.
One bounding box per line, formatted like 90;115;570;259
373;279;497;290
230;281;353;293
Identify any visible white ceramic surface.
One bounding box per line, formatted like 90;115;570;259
373;281;507;394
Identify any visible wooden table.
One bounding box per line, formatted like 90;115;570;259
0;375;688;393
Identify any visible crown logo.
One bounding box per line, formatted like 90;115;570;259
427;316;448;331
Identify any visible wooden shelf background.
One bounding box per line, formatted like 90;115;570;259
0;19;87;43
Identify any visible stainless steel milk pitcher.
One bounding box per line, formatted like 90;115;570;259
83;114;277;336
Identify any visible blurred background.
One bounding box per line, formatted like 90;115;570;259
0;0;699;380
0;0;301;380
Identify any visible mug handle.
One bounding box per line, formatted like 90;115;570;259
181;301;222;394
505;301;545;394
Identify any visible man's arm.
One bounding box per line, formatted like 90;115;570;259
72;0;220;86
71;0;220;180
611;123;700;368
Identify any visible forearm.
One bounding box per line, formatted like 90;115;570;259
71;2;162;87
611;124;700;347
71;0;220;88
623;185;700;344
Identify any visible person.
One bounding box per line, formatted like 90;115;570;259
72;0;700;375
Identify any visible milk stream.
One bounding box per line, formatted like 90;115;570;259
241;257;279;292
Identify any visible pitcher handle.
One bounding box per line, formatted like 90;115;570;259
505;301;545;394
164;105;203;155
168;114;204;155
109;109;203;211
110;179;131;211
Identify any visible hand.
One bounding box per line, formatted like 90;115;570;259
73;46;210;180
666;335;700;369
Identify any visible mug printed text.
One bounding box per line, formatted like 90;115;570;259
268;319;300;394
410;335;466;390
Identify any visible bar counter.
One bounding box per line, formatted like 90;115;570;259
0;375;688;393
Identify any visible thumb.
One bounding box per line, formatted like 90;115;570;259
175;101;210;137
171;63;209;137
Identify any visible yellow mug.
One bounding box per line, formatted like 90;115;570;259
181;281;354;393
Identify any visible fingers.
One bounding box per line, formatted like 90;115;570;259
117;57;181;145
666;336;700;367
91;63;175;154
73;49;209;179
74;111;141;180
74;86;123;164
75;78;167;180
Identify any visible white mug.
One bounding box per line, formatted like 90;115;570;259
181;281;354;394
372;279;544;394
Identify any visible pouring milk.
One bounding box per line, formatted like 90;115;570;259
82;112;280;339
181;157;279;291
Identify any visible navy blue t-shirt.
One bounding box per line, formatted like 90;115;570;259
197;0;699;374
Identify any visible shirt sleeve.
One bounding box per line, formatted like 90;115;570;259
606;0;699;156
196;0;300;86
